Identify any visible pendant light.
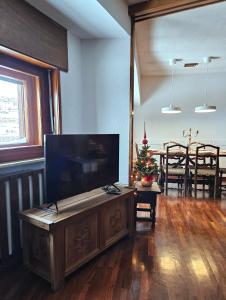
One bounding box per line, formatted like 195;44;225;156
161;104;182;114
195;104;216;113
195;57;216;113
161;59;182;114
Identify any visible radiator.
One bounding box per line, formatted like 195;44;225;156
0;168;44;269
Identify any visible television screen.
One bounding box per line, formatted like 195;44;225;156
44;134;119;203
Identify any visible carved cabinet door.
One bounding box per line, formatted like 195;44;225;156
65;212;99;274
101;198;128;247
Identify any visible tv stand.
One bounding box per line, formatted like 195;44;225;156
19;187;134;291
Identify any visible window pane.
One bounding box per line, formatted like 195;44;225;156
0;77;26;145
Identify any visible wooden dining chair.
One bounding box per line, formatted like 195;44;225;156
159;141;177;189
191;144;220;199
187;142;205;166
163;144;189;196
219;167;226;195
160;141;178;168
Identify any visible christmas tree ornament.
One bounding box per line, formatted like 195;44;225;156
142;122;148;145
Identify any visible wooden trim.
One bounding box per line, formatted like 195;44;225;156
129;0;225;20
51;70;62;134
129;18;135;186
0;46;55;70
0;146;43;163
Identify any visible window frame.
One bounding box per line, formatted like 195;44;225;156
0;53;60;163
0;66;41;147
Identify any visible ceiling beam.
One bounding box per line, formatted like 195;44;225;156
129;0;226;21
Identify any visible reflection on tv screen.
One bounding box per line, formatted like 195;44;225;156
45;134;119;203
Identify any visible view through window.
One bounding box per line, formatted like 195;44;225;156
0;77;26;146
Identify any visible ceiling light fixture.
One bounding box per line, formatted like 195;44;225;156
195;57;216;113
195;104;216;113
161;104;182;114
161;59;182;114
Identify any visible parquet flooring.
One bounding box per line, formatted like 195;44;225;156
1;192;226;300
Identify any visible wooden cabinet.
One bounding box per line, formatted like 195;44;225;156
19;187;134;291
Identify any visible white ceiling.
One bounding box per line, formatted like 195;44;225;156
136;2;226;76
26;0;128;39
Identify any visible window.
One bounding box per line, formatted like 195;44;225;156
0;53;59;163
0;77;26;145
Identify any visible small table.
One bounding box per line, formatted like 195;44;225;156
135;181;161;228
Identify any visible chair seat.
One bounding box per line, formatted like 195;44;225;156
193;169;216;176
164;167;186;175
220;168;226;174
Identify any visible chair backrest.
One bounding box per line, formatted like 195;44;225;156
195;144;220;170
161;141;180;167
189;141;204;150
166;143;189;171
188;142;205;165
163;141;178;149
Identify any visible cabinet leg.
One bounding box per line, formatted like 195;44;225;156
49;227;65;291
128;195;135;236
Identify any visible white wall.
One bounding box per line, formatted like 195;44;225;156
97;0;131;35
60;34;130;184
135;73;226;149
60;32;84;133
81;38;130;184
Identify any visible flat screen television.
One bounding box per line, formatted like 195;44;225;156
44;134;119;204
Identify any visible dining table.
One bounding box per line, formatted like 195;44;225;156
150;149;226;168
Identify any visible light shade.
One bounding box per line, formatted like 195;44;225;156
161;105;182;114
195;104;216;113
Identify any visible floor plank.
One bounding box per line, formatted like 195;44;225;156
1;193;226;300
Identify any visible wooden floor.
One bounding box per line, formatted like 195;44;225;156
1;192;226;300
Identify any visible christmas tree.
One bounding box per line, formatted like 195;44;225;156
135;144;158;178
133;124;158;183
